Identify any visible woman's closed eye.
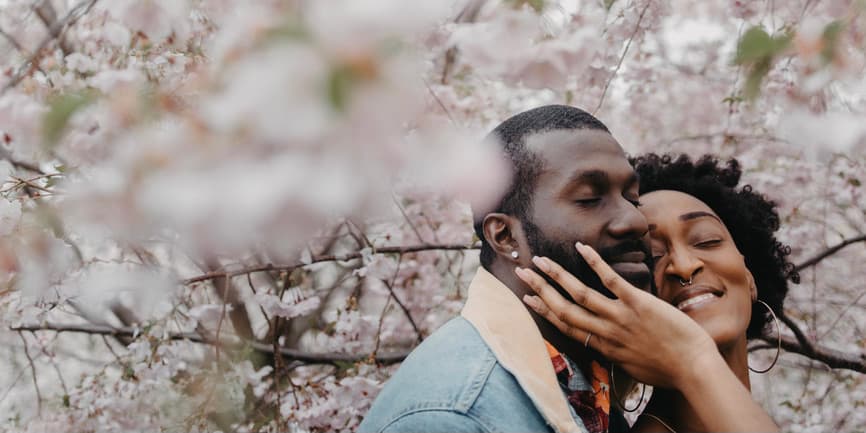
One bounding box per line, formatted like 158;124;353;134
694;238;722;248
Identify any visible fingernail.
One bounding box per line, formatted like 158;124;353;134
523;294;540;308
514;267;526;279
532;256;550;272
575;241;586;253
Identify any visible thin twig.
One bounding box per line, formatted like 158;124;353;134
214;276;230;365
100;335;124;364
10;176;57;195
424;79;457;125
594;2;650;114
372;296;393;358
30;333;70;398
818;291;866;340
439;0;487;84
657;132;791;148
381;278;423;344
18;332;43;416
392;195;427;243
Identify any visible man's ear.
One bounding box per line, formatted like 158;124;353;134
482;213;526;263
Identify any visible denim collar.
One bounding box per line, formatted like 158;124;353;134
461;268;587;433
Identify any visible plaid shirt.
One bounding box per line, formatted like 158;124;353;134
545;341;611;433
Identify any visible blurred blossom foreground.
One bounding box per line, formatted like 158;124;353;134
0;0;865;432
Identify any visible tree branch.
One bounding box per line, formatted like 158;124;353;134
794;234;866;272
183;243;479;285
11;322;409;365
753;332;866;374
34;0;71;55
778;310;817;356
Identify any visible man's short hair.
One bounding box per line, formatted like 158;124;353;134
473;105;611;268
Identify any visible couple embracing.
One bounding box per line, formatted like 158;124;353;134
360;105;796;433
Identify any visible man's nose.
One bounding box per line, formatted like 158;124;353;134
607;198;649;239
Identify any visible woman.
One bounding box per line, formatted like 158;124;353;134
515;154;798;432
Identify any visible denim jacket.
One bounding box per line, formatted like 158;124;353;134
359;268;622;433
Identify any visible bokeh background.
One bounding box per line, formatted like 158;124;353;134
0;0;864;431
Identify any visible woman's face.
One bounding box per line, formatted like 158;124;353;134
640;190;755;349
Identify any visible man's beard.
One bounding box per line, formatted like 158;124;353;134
522;218;653;300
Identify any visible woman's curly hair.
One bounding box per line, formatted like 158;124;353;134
631;153;799;339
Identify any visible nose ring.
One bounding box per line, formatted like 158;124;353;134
679;277;693;287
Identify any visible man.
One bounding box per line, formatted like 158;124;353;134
359;105;648;433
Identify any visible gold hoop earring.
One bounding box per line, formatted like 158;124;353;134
749;299;781;374
610;365;645;413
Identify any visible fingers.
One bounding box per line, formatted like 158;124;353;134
529;255;618;318
524;295;614;354
575;242;638;302
515;267;608;335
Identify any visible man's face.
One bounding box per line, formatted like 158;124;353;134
522;129;652;296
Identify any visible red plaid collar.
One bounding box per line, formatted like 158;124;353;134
544;341;611;433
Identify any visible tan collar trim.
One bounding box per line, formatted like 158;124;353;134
461;268;586;433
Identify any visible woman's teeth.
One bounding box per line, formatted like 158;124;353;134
677;293;717;311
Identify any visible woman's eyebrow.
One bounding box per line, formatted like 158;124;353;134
679;211;722;223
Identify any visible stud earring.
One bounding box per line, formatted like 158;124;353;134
511;251;519;259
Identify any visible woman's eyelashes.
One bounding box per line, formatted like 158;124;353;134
694;238;722;248
650;237;723;264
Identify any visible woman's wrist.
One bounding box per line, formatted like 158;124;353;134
670;342;726;393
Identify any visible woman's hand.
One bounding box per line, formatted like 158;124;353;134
514;242;717;390
515;242;780;432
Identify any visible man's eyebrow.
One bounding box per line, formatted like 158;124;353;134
679;211;722;223
566;170;610;187
564;169;639;195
